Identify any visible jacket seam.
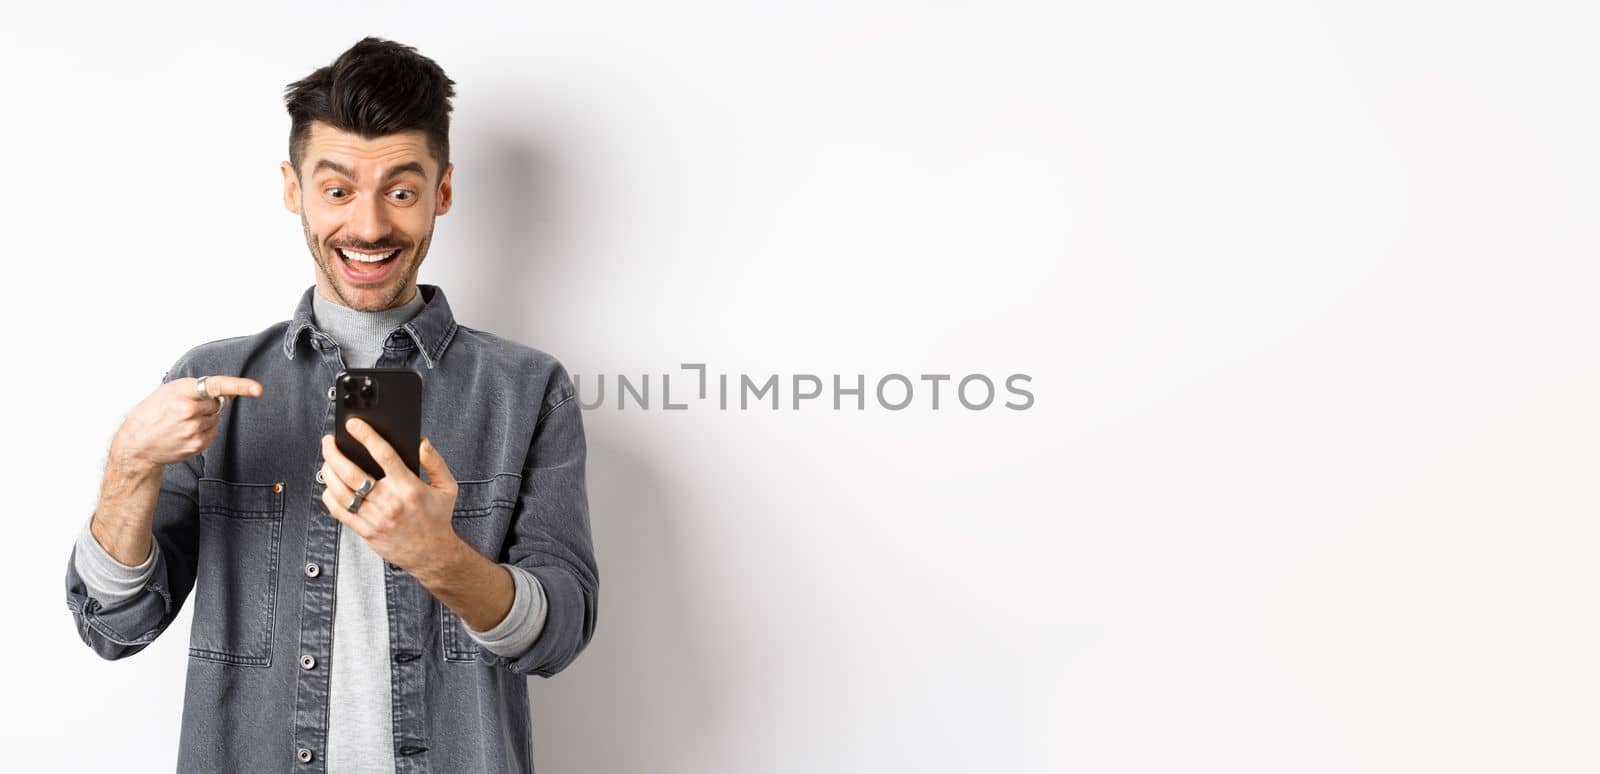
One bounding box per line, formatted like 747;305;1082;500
536;393;576;424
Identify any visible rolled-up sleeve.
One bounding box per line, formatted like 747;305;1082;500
74;515;161;608
474;362;599;677
464;563;549;657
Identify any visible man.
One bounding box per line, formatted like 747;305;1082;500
63;37;599;773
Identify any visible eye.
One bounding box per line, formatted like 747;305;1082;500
325;187;349;200
389;189;416;202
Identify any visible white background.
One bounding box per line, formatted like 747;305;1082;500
2;1;1596;772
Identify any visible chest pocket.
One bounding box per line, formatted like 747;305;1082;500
441;473;521;662
189;478;285;667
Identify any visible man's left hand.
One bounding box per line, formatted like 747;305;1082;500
320;418;461;575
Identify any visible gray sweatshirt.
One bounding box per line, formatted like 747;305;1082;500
74;286;547;773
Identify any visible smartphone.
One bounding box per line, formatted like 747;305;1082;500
333;367;422;480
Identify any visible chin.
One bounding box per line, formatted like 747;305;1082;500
338;275;410;309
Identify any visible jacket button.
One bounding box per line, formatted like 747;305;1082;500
327;386;336;400
315;469;325;484
297;747;313;763
300;654;316;670
304;562;320;578
273;481;283;494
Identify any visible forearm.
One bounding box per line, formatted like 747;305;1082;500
90;443;166;567
413;537;516;633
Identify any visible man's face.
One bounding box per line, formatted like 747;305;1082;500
281;120;453;311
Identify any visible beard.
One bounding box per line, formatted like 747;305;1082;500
301;210;433;312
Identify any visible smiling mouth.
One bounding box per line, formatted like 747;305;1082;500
336;246;401;275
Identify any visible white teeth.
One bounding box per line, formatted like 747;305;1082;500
339;248;397;263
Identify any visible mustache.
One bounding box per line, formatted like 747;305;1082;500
330;243;406;253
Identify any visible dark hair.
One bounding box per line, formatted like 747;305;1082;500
283;36;457;181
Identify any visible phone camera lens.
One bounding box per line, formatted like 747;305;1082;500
341;375;378;410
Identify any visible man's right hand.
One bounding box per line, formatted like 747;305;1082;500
111;375;265;470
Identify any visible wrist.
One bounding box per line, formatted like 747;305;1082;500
107;431;160;478
412;535;471;587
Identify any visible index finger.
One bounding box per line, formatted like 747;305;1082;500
343;417;408;480
189;375;264;399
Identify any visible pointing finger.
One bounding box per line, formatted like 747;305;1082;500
190;375;264;400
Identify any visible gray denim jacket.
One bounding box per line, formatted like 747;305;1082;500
63;284;599;773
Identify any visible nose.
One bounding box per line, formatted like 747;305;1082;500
346;189;390;244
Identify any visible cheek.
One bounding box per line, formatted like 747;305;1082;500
302;211;338;242
397;215;431;243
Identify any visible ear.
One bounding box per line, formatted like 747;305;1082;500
435;162;453;216
280;161;300;214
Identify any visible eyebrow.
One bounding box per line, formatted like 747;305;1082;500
311;158;429;182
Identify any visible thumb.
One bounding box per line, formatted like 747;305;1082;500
419;436;454;488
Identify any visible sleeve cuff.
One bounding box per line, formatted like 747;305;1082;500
74;515;158;607
463;563;549;657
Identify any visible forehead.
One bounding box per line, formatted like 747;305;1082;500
302;120;433;180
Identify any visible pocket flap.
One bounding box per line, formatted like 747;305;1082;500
198;478;285;518
451;473;520;518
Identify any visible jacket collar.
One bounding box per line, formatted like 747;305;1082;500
281;284;459;369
